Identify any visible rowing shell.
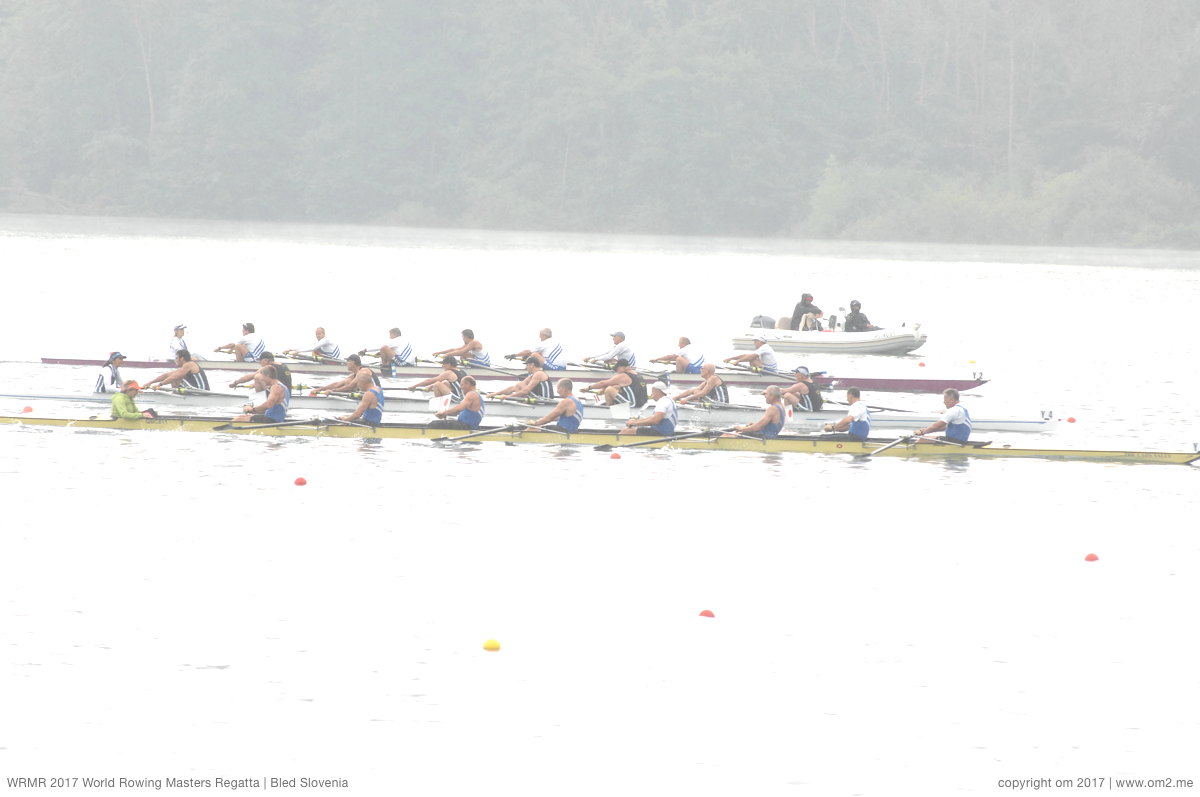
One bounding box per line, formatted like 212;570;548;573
0;392;1051;433
3;416;1193;465
36;358;987;393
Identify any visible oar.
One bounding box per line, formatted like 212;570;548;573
862;435;914;457
417;356;519;378
594;426;738;452
211;417;321;431
433;424;517;444
513;421;569;436
822;398;916;414
321;417;375;429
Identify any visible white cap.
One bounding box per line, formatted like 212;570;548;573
753;335;767;343
650;380;670;394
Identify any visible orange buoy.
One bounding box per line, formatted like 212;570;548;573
918;362;926;367
22;406;33;413
699;610;715;618
1067;417;1076;423
1084;553;1099;562
610;452;621;460
294;477;307;486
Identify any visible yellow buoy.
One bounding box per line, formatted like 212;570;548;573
483;639;501;652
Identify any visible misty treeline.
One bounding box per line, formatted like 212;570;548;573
1;0;1198;247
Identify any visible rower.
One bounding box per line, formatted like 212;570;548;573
94;352;126;393
724;336;780;373
843;300;881;332
651;336;706;374
409;356;465;399
312;354;380;394
789;293;820;331
585;331;637;368
674;363;729;405
529;379;584;433
488;357;553;400
285;326;342;360
914;388;972;443
585;358;647;407
233;365;289;422
620;381;677;436
215;322;266;362
372;327;416;376
433;328;491;367
822;387;871;441
111;380;157;420
169;325;189;358
731;385;787;439
507;328;566;370
143;350;211;391
781;366;823;412
339;382;385;425
228;351;292;391
431;375;485;429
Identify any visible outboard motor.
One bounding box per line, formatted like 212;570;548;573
750;314;776;329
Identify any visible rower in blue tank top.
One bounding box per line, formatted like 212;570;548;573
619;381;678;436
431;375;485;429
234;365;289;423
530;378;584;433
340;385;385;425
730;386;788;439
823;387;871;441
914;388;972;443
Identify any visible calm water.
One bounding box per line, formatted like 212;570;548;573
1;216;1198;796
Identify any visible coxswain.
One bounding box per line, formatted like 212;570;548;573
215;322;266;362
651;336;706;374
730;385;787;439
724;336;780;373
233;365;289;422
110;380;157;419
409;356;465;399
169;325;189;358
789;293;821;331
431;375;485;429
913;388;972;443
619;381;677;436
488;357;553;400
143;350;211;391
313;354;380;394
285;326;342;360
585;331;637;368
433;328;491;367
529;379;584;433
781;366;823;412
584;359;647;407
822;387;871;441
507;328;566;370
673;363;729;405
94;352;126;393
339;382;385;424
843;301;881;332
228;351;292;391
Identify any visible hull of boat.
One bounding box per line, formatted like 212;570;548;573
731;327;927;355
2;416;1190;464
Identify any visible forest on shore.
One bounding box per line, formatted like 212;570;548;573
2;0;1198;248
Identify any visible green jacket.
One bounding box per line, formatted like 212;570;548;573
111;391;144;420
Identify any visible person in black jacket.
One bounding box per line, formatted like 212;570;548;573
789;293;821;330
843;300;880;332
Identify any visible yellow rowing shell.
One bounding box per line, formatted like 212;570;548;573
3;415;1197;465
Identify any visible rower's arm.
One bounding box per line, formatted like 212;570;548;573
531;399;569;426
738;410;771;433
916;419;948;436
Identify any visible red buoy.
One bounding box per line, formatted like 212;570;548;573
294;477;307;486
918;362;926;367
1084;553;1099;562
699;610;715;618
1067;417;1076;423
22;406;33;413
610;452;621;460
